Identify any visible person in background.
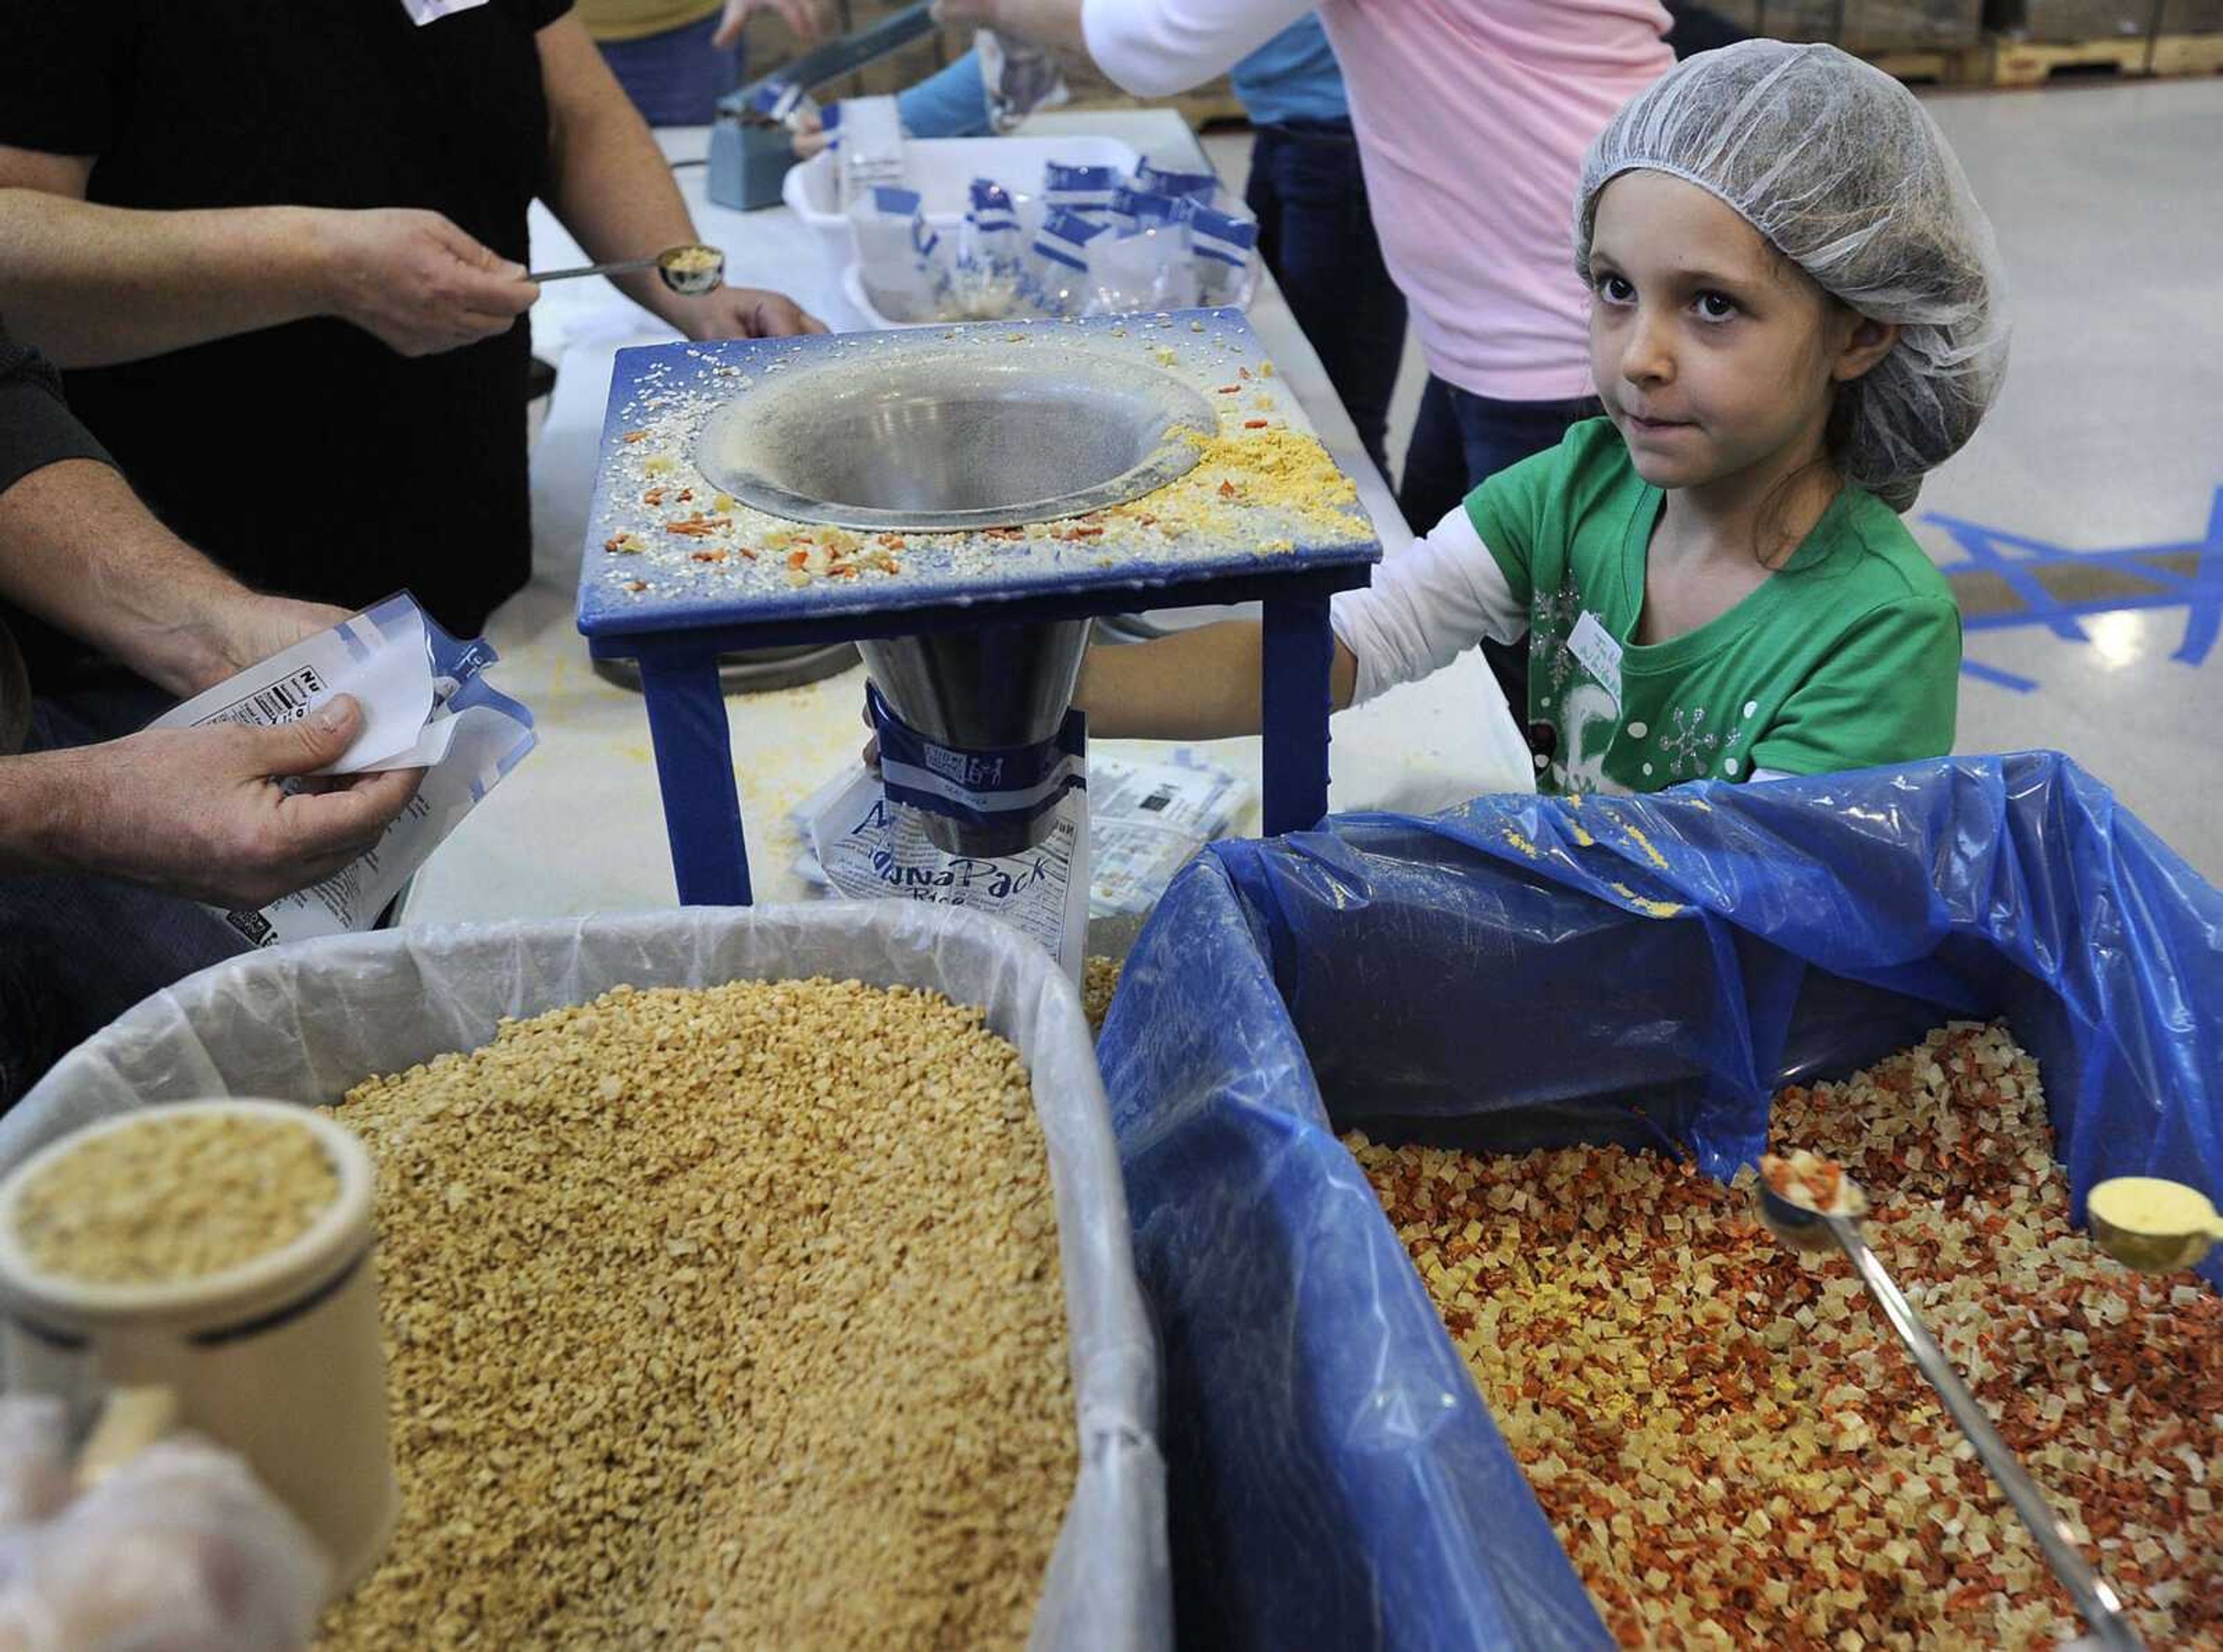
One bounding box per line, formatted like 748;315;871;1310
0;324;419;1111
580;0;827;127
1074;43;2008;797
1398;0;1751;521
794;30;1070;156
0;2;820;729
1224;17;1403;476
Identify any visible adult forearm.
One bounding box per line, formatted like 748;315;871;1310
0;191;335;369
549;134;698;325
0;746;76;876
543;61;700;329
1075;620;1361;738
0;458;254;696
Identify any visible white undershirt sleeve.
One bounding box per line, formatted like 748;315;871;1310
1080;0;1314;97
1330;506;1529;706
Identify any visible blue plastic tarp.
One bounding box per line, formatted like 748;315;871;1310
1097;752;2223;1651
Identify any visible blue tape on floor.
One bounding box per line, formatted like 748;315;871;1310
1927;486;2223;689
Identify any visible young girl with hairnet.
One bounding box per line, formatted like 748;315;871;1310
1075;40;2009;795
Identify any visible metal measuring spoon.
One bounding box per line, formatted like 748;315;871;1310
526;243;726;296
1752;1168;2145;1652
2086;1176;2223;1274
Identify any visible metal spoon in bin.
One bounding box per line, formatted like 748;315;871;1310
2086;1176;2223;1274
1752;1155;2145;1652
526;243;725;296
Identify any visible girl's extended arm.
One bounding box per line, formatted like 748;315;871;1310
1072;621;1360;740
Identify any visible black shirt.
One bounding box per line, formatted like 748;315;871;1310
0;320;115;745
0;0;573;678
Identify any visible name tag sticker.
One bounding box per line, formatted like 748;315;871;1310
1567;610;1624;714
399;0;493;24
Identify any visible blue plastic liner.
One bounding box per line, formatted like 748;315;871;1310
1096;752;2223;1651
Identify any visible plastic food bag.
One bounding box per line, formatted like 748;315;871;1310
148;593;535;948
835;94;905;211
1043;161;1119;221
1029;207;1111;317
852;185;952;321
1086;189;1195;316
1097;754;2223;1650
8;904;1171;1652
1132;156;1218;207
1180;198;1260;310
953;178;1028;319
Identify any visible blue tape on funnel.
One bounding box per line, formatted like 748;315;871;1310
867;682;1085;832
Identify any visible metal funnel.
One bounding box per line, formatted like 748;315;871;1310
696;344;1213;854
857;621;1087;856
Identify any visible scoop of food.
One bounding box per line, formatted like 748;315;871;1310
1753;1149;1869;1253
525;243;727;296
2085;1174;2223;1273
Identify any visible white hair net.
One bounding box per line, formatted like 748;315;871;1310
1576;40;2008;511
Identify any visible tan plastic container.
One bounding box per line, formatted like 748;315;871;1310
0;1099;398;1599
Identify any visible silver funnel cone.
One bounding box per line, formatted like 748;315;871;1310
858;621;1087;856
696;343;1213;854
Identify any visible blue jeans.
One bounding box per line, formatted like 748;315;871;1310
597;12;742;129
1397;377;1604;535
1246;120;1407;477
1395;380;1604;714
0;680;248;1113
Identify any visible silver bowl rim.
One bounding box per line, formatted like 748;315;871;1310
692;346;1219;533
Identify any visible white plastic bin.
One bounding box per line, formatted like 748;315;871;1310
6;903;1169;1652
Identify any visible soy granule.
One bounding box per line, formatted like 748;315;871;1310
1351;1022;2222;1649
318;978;1074;1651
14;1110;337;1285
1083;956;1122;1034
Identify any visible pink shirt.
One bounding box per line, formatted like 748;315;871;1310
1083;0;1673;401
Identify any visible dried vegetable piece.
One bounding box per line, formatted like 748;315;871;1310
1762;1148;1867;1218
1349;1023;2221;1649
316;979;1074;1650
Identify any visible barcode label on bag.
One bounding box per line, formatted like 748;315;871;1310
200;666;327;729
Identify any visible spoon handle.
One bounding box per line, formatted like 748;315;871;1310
526;256;659;284
1825;1215;2145;1650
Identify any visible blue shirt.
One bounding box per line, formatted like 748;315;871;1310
894;52;995;139
1228;16;1348;127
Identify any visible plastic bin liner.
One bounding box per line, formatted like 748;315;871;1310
6;903;1169;1652
1096;752;2222;1651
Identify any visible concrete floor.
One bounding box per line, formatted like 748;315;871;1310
1205;75;2223;882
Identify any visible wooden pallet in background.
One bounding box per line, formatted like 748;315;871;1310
2149;28;2223;69
1862;46;1967;79
1976;32;2153;80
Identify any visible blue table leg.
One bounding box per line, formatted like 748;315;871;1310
1260;590;1334;836
634;646;753;905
